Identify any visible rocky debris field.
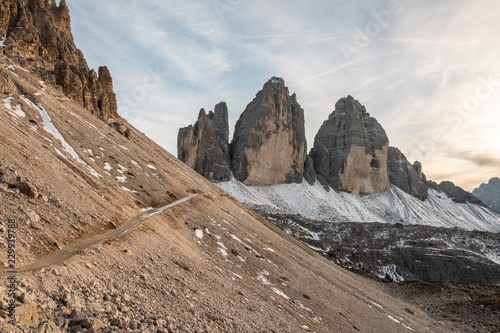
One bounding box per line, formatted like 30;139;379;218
383;281;500;333
258;210;500;332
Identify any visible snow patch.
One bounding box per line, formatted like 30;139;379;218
147;164;157;170
22;98;100;178
116;175;127;183
271;287;290;300
121;186;138;193
376;264;404;282
104;162;112;172
117;164;127;174
195;229;204;239
0;38;6;47
34;81;47;96
3;97;26;118
218;178;500;233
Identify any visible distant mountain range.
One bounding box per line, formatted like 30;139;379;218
473;177;500;213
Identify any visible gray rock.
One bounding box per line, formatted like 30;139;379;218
177;102;231;182
230;77;307;185
387;147;428;200
309;96;390;194
473;177;500;213
437;180;483;205
303;156;316;185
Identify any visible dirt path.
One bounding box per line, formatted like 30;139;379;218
0;194;197;276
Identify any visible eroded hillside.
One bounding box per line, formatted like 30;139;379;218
0;49;454;332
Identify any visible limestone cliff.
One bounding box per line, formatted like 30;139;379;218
177;102;231;182
0;0;125;132
387;147;428;200
309;96;390;194
230;77;307;186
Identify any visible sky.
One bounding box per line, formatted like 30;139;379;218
64;0;500;191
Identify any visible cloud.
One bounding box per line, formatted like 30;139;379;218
66;0;500;189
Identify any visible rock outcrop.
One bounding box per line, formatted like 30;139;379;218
473;178;500;213
427;180;484;205
230;77;307;186
387;147;428;200
0;0;126;134
309;96;390;194
177;102;231;182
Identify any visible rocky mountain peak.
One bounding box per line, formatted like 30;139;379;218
310;96;390;194
473;177;500;213
178;102;231;182
333;95;367;117
387;146;428;200
230;76;307;185
0;0;126;135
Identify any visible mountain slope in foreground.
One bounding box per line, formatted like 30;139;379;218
0;59;454;332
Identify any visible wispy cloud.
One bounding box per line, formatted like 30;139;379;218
67;0;500;190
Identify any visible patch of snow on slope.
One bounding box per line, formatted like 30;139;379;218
3;96;26;118
0;38;5;47
116;175;127;183
34;81;46;96
218;178;500;233
195;229;204;239
22;98;101;178
104;162;113;172
121;186;138;193
376;264;404;282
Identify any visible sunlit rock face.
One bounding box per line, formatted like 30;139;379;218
230;77;307;186
310;96;390;194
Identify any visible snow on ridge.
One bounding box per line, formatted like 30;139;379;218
217;178;500;233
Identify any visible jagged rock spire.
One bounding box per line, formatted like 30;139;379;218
230;77;307;186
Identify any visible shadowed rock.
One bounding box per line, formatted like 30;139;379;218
473;177;500;213
178;102;231;182
387;147;428;200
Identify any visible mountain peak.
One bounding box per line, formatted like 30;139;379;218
0;0;124;133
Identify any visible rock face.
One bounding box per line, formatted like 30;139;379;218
309;96;390;194
230;77;307;186
262;213;500;285
429;180;484;205
177;102;231;182
387;147;428;200
473;178;500;213
0;0;123;130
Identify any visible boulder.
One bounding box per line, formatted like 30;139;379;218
309;96;390;194
230;77;307;185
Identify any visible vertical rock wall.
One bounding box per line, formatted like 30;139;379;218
230;77;307;186
309;96;390;194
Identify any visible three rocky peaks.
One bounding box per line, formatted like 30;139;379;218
178;76;479;203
